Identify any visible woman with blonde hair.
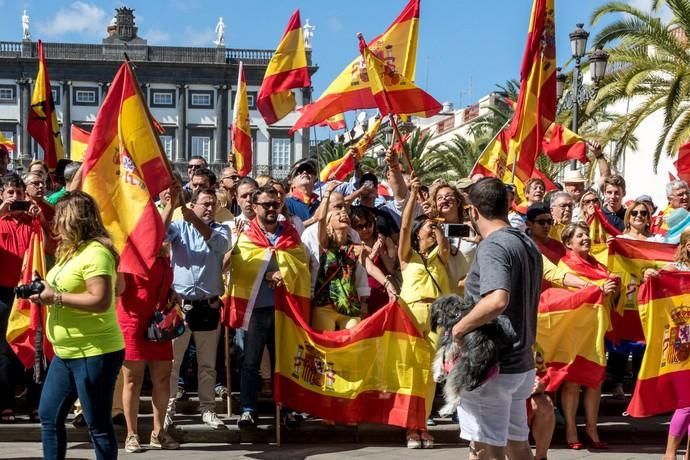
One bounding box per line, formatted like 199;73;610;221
578;189;601;223
30;191;124;460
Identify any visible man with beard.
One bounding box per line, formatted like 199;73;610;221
163;184;229;430
285;159;320;225
226;177;259;246
219;166;241;216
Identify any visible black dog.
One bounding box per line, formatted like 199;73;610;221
430;294;517;416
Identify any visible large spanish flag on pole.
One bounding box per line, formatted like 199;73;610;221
291;0;420;132
275;297;434;429
470;0;556;199
27;40;64;169
535;286;609;391
628;272;690;417
70;124;90;162
80;60;172;275
231;62;252;176
606;238;676;341
257;10;311;125
6;223;54;372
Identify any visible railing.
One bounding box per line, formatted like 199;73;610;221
0;42;22;54
225;49;274;64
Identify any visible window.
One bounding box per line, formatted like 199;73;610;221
73;87;98;106
160;135;174;159
271;137;291;169
188;90;214;109
51;88;61;106
247;92;256;110
150;89;175;108
191;136;211;162
0;85;16;103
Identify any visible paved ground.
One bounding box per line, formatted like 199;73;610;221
0;442;673;459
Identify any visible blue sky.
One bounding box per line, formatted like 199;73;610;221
3;1;663;114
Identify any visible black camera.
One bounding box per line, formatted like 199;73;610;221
14;275;45;300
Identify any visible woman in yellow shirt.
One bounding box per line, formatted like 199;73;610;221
30;191;124;460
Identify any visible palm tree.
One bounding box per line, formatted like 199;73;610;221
588;0;690;169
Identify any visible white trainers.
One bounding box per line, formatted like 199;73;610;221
201;410;225;429
125;434;142;453
163;412;174;430
150;429;180;450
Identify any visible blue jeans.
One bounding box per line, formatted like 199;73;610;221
0;286;17;410
39;349;124;460
239;308;275;413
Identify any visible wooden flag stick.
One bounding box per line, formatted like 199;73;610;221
388;113;414;175
224;326;232;417
275;403;282;446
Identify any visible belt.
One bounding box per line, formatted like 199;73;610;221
182;296;220;308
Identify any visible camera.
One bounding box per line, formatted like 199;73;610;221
14;275;45;300
443;223;473;238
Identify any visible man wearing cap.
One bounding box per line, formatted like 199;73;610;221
651;180;690;235
562;170;586;222
285;158;320;225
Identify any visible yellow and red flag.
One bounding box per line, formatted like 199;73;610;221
28;40;64;169
542;122;588;164
318;113;347;131
675;141;690;184
6;223;54;370
319;117;381;182
359;34;441;118
291;0;420;132
587;206;621;264
628;272;690;417
80;61;172;275
257;10;311;125
0;132;15;152
606;238;676;342
231;62;253;177
70;124;90;162
535;286;609;391
470;0;557;200
275;297;434;429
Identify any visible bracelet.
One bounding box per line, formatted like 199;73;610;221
54;292;63;308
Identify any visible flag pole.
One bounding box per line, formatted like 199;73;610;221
312;125;323;199
224;326;232;417
387;114;414;175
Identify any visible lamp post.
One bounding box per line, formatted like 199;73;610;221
556;23;609;169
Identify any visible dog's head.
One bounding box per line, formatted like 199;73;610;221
430;294;475;333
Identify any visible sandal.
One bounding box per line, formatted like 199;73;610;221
406;430;422;449
1;409;15;423
420;430;434;449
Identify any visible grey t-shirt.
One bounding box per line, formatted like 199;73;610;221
463;226;543;374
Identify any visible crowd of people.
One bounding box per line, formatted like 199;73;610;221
1;138;690;460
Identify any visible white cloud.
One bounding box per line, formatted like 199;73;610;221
144;28;170;45
36;1;108;39
179;26;216;47
629;0;672;21
327;16;343;33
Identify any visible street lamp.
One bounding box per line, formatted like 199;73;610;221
558;24;609;169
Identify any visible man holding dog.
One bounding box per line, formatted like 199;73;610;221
452;177;543;460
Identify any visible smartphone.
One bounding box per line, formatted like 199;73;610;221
9;200;31;212
443;223;472;238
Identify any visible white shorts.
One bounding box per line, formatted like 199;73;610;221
457;368;536;446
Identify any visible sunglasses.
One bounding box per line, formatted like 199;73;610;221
353;221;374;231
295;167;315;176
534;218;554;226
583;198;599;205
188;164;204;170
630;210;649;218
255;201;281;210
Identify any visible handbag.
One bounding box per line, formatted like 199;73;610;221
145;290;186;342
184;298;221;332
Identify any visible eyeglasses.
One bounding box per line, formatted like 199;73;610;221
673;191;689;198
630;210;649;218
188;164;204;170
222;175;240;181
353;221;374;231
554;203;573;209
534;218;554;226
255;201;281;210
583;198;599;205
27;181;44;187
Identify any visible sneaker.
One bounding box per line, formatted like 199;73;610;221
125;434;142;453
214;385;228;399
150;430;180;450
72;413;86;428
237;411;256;429
175;386;187;401
281;411;301;429
201;411;225;429
163;412;174;430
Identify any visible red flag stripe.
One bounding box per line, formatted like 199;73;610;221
538;286;602;314
638;270;690;302
542;356;606;391
607;238;676;262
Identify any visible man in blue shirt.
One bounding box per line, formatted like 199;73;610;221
285;159;320;225
162;184;229;430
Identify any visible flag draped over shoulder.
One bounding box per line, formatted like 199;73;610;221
588;207;621;264
231;62;253;176
28;40;64;169
358;34;441;118
291;0;420;132
80;61;172;276
224;219;311;329
257;10;311;125
471;0;556;200
275;298;434;429
535;286;609;391
6;223;54;371
70;124;90;162
542;122;587;164
606;238;676;341
628;272;690;417
319;118;382;182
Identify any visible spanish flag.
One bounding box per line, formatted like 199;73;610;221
224;219;311;329
80;61;172;275
70;124;90;161
674;141;690;184
535;286;609;391
318;118;381;182
231;62;252;176
588;206;621;265
318;113;346;131
6;223;54;372
359;34;441;118
27;40;64;169
0;132;15;152
257;10;311;125
542;122;588;164
291;0;420;132
275;297;434;429
606;238;676;341
627;272;690;417
470;0;556;200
